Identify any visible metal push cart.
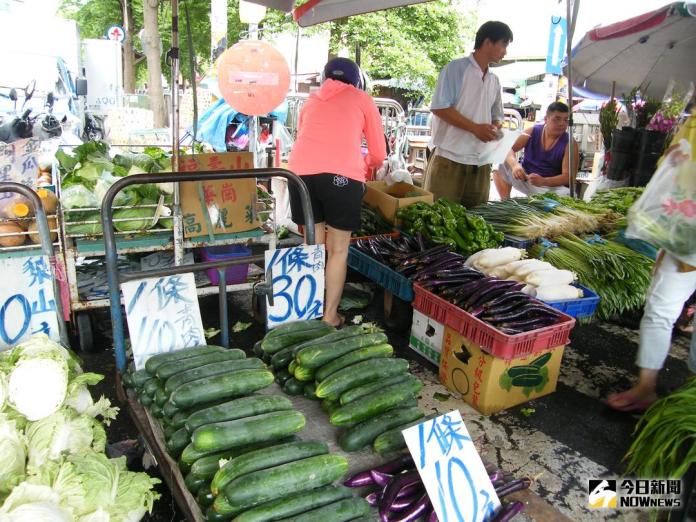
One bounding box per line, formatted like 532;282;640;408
102;168;315;521
0;181;69;347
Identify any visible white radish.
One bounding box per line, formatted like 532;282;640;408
526;269;576;287
489;265;511;279
535;285;584;301
514;260;553;277
475;247;525;269
465;250;487;267
505;259;538;272
520;284;537;296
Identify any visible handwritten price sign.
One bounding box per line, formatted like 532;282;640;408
122;273;206;369
0;138;41;186
403;410;500;522
0;256;60;350
264;245;325;328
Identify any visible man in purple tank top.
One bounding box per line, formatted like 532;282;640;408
493;101;579;198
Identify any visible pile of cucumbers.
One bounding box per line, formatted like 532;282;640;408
124;345;368;521
258;320;427;454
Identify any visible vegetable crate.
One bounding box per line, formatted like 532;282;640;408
412;284;575;360
347;246;414;302
544;284;600;321
349;230;399;244
439;326;565;415
502;234;537;249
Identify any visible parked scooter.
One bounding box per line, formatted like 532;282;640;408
32;92;63;141
0;80;37;143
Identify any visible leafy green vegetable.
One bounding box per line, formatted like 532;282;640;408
0;482;71;520
0;414;26;496
113;205;157;233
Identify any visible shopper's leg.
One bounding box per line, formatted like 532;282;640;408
493;168;512;199
459;165;491;209
322;226;351;327
304;223;326;245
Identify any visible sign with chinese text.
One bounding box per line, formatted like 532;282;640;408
0;138;41;187
122;273;206;369
403;410;500;521
179;152;260;239
0;256;60;350
264;244;325;328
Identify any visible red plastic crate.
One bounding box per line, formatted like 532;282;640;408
413;284;575;360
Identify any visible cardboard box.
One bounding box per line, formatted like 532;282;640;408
362;181;433;224
409;309;445;365
179;152;261;239
439;326;565;415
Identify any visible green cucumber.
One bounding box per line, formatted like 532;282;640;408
191;452;232;480
339;406;424;452
293;365;315;382
192;410;305;452
222;454;348;511
212;494;240;517
321;398;337;413
171;410;190;429
280;497;371;522
297;332;388;369
290;325;365;356
315;358;410;399
206;506;235;521
154;386;169;407
164;358;265;394
144;378;162;397
144;345;225;375
138;391;153;407
373;412;439;455
156;349;246;380
288;360;298;375
330;378;423;427
263;320;329;339
271;346;294;369
339;373;411;405
180;437;299;474
186;395;293;433
122;371;133;389
211;440;328;496
275;368;292;385
252;340;265;358
232;485;353;522
196;485;215;508
315;343;393;382
163;399;178;418
164;423;178;440
282;377;305;396
167;427;191;458
131;368;152;389
151;402;164;418
262;323;333;354
170;369;274;409
184;472;207;495
303;382;318;400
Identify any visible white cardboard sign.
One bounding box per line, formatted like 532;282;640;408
264;244;325;328
403;410;501;521
0;256;60;349
0;138;41;186
122;273;205;369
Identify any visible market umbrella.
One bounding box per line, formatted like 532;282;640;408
245;0;435;26
567;2;696;99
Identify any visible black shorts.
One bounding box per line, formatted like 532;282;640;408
289;173;365;231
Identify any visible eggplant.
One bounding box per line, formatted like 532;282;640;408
387;491;431;522
365;491;380;506
447;277;492;302
483;291;532;311
390;494;420;512
374;454;415;474
491;501;525;522
344;470;375;488
427;509;439;522
490;304;560;324
464;280;522;311
370;470;393;487
378;470;422;522
499;316;558;332
489;470;505;485
495;477;531;498
481;295;533;317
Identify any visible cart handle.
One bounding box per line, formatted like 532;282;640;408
101;168;315;373
0;182;69;346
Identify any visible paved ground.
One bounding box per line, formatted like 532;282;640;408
80;278;694;522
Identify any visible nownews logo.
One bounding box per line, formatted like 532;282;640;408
588;479;682;509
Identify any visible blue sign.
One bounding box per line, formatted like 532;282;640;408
546;16;567;75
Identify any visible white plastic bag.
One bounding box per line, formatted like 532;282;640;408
626;139;696;258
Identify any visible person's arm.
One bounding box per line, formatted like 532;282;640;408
504;130;532;180
528;139;579;187
363;98;387;169
491;81;504;129
431;107;499;142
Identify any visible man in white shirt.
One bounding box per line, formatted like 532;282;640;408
424;21;513;209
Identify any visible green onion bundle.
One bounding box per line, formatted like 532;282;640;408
530;234;653;319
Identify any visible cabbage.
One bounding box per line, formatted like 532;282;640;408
8;352;68;422
25;407;107;471
0;371;7;410
65;214;102;236
113;206;157;233
64;374;118;423
0;414;26;497
0;483;71;521
61;185;99;222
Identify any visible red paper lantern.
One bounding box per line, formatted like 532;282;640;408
217;40;290;116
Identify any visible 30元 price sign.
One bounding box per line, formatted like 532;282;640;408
264;244;325;328
122;273;206;369
0;256;60;350
403;410;501;521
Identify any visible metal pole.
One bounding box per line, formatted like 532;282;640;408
171;0;184;265
567;0;579;198
218;268;229;347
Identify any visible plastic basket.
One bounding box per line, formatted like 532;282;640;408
544;284;600;320
412;283;575;359
200;245;251;285
347;246;414;301
350;230;400;244
502;234;538;249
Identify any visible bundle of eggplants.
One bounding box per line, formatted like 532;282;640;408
343;454;530;521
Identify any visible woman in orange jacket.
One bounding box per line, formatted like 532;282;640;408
289;58;387;327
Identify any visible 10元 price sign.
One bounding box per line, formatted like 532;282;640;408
264;244;325;328
122;273;206;369
403;410;500;521
0;256;60;350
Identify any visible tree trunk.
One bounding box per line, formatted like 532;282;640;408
142;0;168;127
121;0;136;93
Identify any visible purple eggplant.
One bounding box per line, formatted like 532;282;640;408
489;304;559;324
344;469;376;488
378;470;422;522
465;281;524;311
365;491;380;506
370;470;393;487
495;477;531;498
390;494;420;512
491;501;525;522
449;277;493;302
483;291;532;311
499;316;558;332
396;482;421;499
374;454;415;474
427;509;439;522
387;491;431;522
489;470;505;485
